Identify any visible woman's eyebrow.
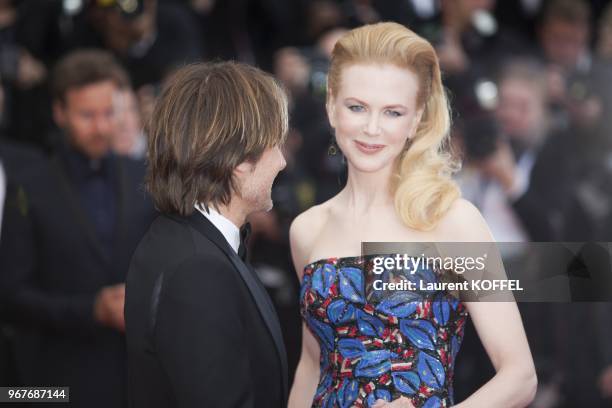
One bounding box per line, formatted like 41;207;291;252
343;97;408;110
383;104;408;110
343;97;368;106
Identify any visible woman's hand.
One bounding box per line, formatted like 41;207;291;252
371;396;415;408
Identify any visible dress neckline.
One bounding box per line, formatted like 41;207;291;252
303;255;365;271
303;253;427;273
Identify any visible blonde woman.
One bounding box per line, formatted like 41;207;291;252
289;22;537;408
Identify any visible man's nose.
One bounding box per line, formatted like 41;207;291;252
95;116;113;134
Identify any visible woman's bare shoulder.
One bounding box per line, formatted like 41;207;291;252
289;201;333;277
435;198;495;242
290;202;332;247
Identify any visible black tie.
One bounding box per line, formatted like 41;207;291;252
238;223;251;261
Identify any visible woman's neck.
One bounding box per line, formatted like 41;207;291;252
340;163;395;215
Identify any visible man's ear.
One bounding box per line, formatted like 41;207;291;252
232;161;253;197
234;160;254;176
52;100;66;128
326;95;336;129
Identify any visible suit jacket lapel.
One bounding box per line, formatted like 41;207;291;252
186;213;289;402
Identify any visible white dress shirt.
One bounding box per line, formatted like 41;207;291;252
194;203;240;253
456;165;529;243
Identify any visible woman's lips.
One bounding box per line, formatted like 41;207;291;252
354;140;385;154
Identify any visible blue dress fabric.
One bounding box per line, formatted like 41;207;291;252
300;255;468;408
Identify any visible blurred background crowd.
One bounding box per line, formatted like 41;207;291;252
1;0;612;406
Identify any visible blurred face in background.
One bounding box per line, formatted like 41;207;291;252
53;80;118;159
327;63;423;174
90;0;156;54
274;47;310;95
496;78;547;143
318;28;348;59
598;20;612;60
540;19;589;68
111;88;142;155
442;0;495;27
460;0;495;13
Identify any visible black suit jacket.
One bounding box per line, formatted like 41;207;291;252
0;140;45;180
512;129;577;241
0;153;155;408
125;213;288;408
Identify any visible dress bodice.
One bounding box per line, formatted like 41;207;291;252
299;255;468;408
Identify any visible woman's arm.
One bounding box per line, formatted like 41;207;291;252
288;324;321;408
455;301;537;407
441;199;537;407
288;211;323;408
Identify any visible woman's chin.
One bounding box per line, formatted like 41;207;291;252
346;156;393;174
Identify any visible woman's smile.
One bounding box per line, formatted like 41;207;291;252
354;140;386;154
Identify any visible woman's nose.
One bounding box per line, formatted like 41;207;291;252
364;112;382;136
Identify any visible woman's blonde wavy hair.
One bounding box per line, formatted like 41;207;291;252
327;22;461;231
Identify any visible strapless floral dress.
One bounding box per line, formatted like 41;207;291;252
299;255;468;408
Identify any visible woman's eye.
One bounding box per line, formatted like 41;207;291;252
386;110;402;117
348;105;365;112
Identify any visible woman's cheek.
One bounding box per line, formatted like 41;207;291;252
386;121;411;144
336;114;362;137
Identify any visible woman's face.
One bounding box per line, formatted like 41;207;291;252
328;63;423;173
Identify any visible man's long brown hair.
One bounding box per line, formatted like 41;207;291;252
146;62;288;215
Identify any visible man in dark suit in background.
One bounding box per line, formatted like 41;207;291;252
0;138;46;389
0;50;155;407
125;62;289;407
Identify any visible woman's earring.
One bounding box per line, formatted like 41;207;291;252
405;137;413;150
328;136;338;156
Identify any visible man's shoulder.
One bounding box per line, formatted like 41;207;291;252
141;214;234;270
140;214;197;253
0;140;45;177
115;156;154;213
131;214;238;293
116;155;147;182
7;155;60;204
153;253;234;294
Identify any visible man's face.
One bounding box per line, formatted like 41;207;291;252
53;80;118;159
91;0;156;54
541;19;589;68
496;79;546;141
443;0;495;25
459;0;495;15
111;89;142;155
236;146;286;213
